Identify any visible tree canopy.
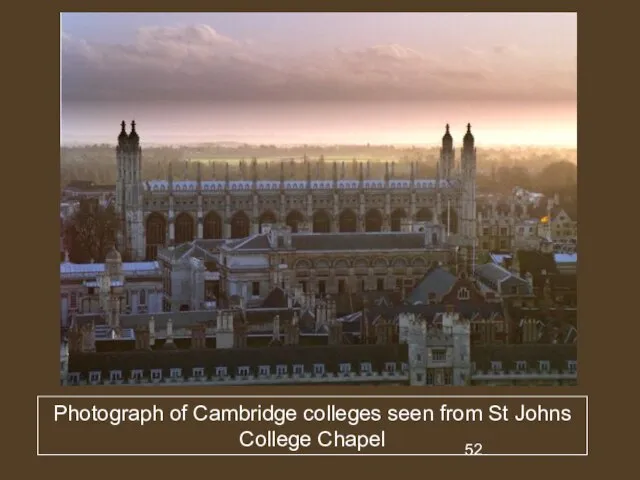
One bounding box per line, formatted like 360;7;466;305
63;199;120;263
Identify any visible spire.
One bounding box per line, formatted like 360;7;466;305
410;161;415;181
280;160;285;183
333;161;338;182
385;161;389;182
359;162;364;183
442;123;453;152
225;162;230;183
128;120;139;145
167;161;173;190
118;120;128;145
463;123;474;148
196;161;202;190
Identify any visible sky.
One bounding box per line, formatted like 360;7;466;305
60;12;577;147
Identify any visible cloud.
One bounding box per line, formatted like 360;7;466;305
61;25;576;103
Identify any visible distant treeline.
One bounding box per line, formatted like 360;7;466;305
60;143;577;197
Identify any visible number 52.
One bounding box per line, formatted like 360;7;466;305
464;443;483;455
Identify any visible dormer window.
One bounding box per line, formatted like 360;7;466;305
68;373;80;385
293;364;304;375
192;367;205;378
276;364;287;376
259;365;271;377
491;361;502;372
516;361;527;371
567;361;577;373
539;360;550;372
237;366;250;377
457;288;470;300
385;362;396;373
216;366;228;377
89;371;101;384
109;370;122;382
170;368;182;379
360;362;372;373
339;363;351;374
151;369;162;381
313;364;325;376
131;369;143;381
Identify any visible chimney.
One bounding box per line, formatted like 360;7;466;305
148;316;156;346
80;322;96;352
135;325;150;350
327;298;336;323
315;301;327;331
329;319;343;345
273;315;280;341
190;324;206;349
234;319;247;348
163;318;177;349
285;314;300;346
68;326;81;353
375;320;386;344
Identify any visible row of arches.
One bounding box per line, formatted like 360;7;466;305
294;255;429;270
145;208;459;258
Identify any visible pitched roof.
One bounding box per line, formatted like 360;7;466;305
159;241;220;263
260;287;290;309
333;291;403;315
227;234;271;251
515;250;558;277
405;266;457;304
74;311;218;330
367;303;504;320
68;344;409;378
471;344;576;372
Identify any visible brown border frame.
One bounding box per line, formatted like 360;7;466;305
7;1;625;473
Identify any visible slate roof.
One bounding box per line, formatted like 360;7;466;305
475;263;531;294
515;250;558;277
193;239;227;251
74;311;218;330
367;303;504;321
405;266;457;304
260;287;291;309
68;344;409;378
333;291;403;316
471;344;576;372
226;235;271;251
507;304;578;344
159;242;219;262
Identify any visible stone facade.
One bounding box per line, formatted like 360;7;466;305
114;122;478;262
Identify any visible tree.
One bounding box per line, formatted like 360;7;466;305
63;199;119;263
535;161;577;193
